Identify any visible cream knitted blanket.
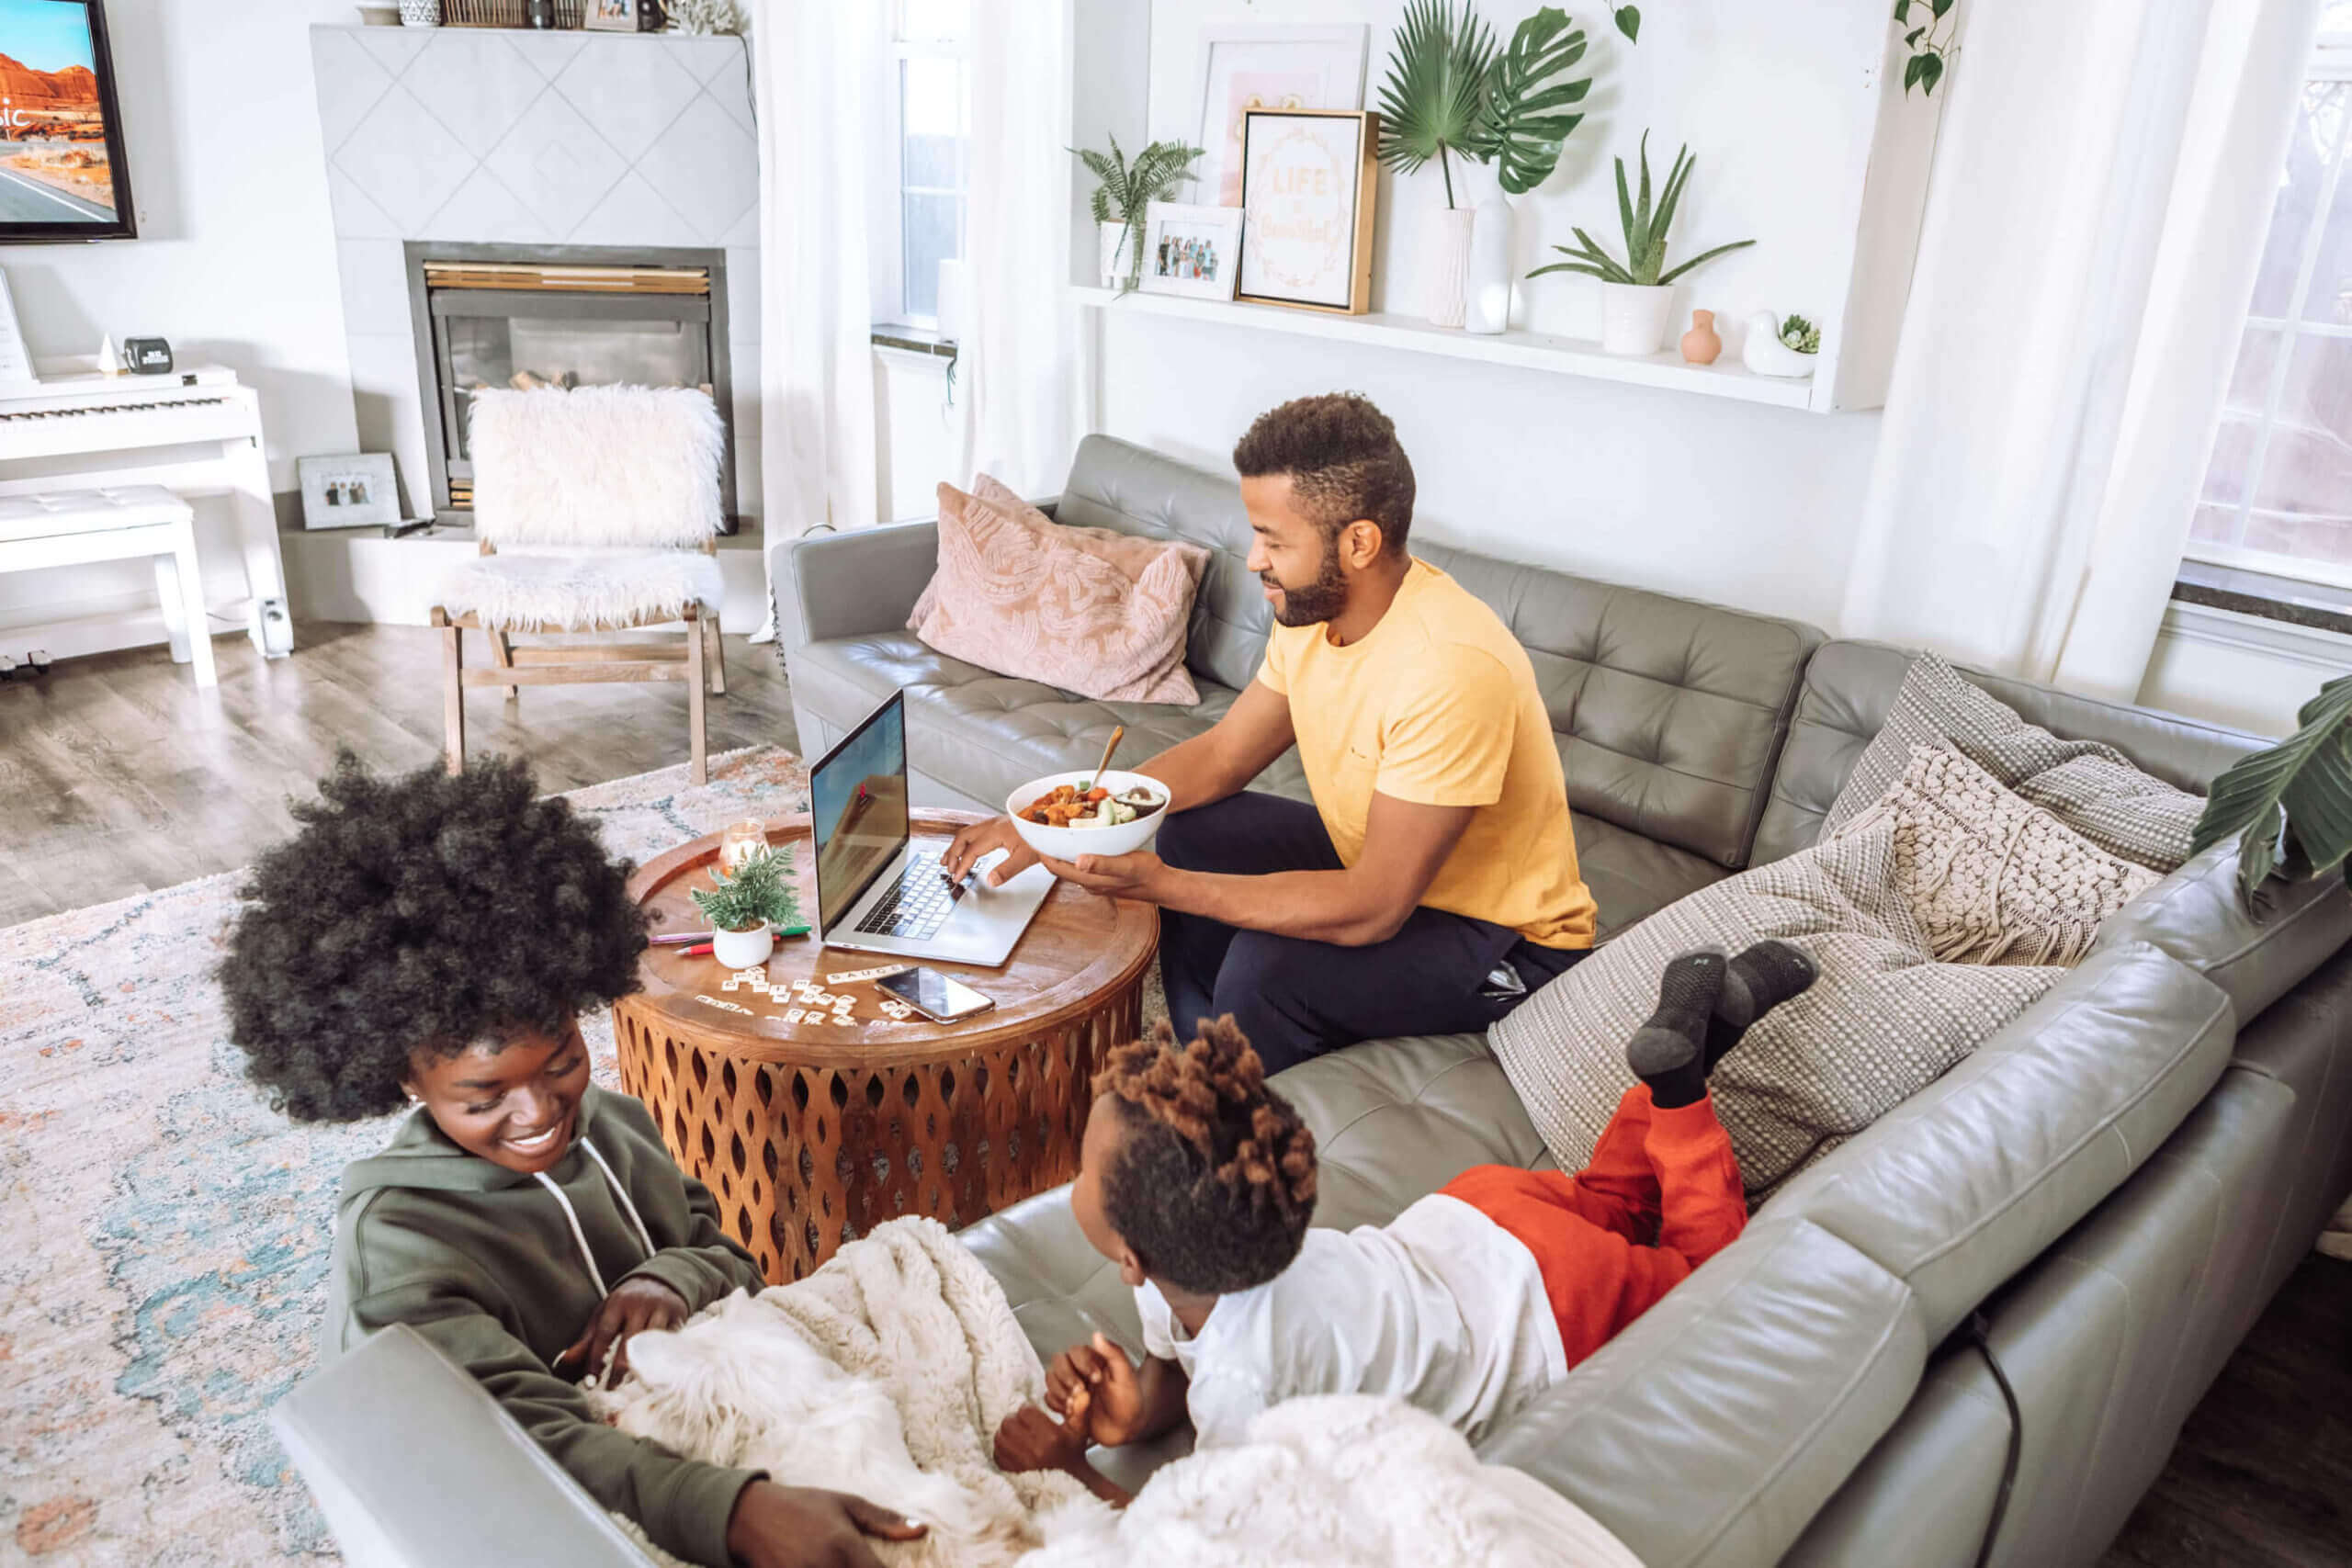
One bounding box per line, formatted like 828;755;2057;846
597;1218;1634;1568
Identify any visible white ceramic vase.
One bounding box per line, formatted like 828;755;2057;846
711;921;774;970
1600;283;1677;355
1421;209;1476;329
398;0;441;24
1099;221;1136;288
1740;310;1819;378
1464;187;1514;335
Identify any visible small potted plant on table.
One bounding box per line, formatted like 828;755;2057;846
692;846;802;969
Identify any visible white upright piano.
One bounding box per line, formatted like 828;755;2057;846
0;365;290;660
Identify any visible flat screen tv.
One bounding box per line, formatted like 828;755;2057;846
0;0;133;242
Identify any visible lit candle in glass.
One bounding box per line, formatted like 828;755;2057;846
719;819;769;873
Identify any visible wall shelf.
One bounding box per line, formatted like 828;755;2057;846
1068;287;1820;412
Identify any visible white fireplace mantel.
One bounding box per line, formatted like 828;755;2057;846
305;23;760;551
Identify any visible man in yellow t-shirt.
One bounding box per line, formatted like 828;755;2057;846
944;393;1598;1073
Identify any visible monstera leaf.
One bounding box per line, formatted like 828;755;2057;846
2191;671;2352;910
1466;6;1591;195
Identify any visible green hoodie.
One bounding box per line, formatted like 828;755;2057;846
324;1085;767;1567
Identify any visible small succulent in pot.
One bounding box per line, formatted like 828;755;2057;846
1779;314;1822;355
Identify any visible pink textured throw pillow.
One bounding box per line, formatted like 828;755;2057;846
909;476;1208;705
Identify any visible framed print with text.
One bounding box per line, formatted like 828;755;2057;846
1238;109;1377;315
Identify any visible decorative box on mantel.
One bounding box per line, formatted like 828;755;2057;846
308;24;758;531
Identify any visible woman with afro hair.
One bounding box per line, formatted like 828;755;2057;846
992;942;1814;1503
220;753;924;1568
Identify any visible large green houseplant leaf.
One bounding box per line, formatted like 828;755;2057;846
2190;671;2352;909
1375;0;1498;208
1466;6;1592;196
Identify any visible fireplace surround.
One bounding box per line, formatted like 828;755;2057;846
405;242;737;526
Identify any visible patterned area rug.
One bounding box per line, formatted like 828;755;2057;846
0;747;810;1564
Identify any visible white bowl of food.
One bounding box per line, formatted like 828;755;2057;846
1006;770;1172;862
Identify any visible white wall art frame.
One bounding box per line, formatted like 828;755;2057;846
1188;25;1368;209
1138;202;1244;301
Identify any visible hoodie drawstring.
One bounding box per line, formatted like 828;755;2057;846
533;1134;658;1299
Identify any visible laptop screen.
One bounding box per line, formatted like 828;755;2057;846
810;692;911;928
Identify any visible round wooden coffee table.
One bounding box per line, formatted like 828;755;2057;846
613;810;1158;1282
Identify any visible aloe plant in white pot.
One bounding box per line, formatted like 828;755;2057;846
1073;135;1204;292
1529;130;1754;355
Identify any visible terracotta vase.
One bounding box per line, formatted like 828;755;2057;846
1680;310;1722;365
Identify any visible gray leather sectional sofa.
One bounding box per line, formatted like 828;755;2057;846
273;435;2351;1568
779;436;2352;1568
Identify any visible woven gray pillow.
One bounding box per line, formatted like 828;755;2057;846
1821;652;2201;873
1488;814;2063;1194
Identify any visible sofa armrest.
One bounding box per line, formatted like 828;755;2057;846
1477;1218;1926;1568
273;1325;653;1568
777;519;939;649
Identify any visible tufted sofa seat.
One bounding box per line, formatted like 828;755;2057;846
769;436;2352;1568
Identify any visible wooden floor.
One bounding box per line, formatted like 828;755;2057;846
0;621;800;927
2102;1253;2352;1567
1;623;2346;1565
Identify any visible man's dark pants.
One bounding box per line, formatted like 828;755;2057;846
1155;792;1586;1077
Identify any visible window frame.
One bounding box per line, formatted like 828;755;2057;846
2185;33;2352;592
878;11;971;333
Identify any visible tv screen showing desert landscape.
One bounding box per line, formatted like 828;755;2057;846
0;0;126;232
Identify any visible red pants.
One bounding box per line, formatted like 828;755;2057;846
1441;1085;1747;1370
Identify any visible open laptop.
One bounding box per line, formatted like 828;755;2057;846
808;690;1053;965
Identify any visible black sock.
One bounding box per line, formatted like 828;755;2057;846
1704;941;1819;1070
1627;951;1726;1110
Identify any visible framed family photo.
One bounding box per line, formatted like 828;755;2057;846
298;454;401;529
584;0;656;31
1188;25;1370;209
1139;203;1244;302
1238;109;1378;315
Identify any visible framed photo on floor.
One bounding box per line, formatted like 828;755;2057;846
1238;108;1378;315
1138;203;1244;302
1187;25;1370;209
299;454;401;529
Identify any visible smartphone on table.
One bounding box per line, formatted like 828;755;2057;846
876;966;997;1022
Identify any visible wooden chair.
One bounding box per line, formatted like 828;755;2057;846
431;385;729;784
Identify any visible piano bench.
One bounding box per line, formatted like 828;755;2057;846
0;486;216;688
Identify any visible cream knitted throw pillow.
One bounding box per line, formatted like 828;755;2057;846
1835;744;2161;967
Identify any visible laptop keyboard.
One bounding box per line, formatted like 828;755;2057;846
853;851;956;941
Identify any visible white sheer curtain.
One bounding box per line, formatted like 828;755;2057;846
949;0;1086;495
752;0;888;639
1839;0;2324;701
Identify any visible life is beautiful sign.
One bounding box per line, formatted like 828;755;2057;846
1238;108;1377;314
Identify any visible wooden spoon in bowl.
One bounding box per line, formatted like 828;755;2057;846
1089;725;1125;791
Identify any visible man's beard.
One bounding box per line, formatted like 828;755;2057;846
1264;537;1349;627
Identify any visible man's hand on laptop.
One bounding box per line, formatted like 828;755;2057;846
942;817;1042;887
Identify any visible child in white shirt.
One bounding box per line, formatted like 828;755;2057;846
990;943;1814;1502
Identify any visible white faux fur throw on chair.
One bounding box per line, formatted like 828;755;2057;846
467;385;726;548
594;1218;1642;1568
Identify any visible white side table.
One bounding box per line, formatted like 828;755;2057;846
0;486;216;687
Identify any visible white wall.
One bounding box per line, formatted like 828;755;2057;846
0;0;358;642
1103;0;1894;629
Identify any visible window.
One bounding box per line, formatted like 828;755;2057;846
887;0;970;328
2189;19;2352;589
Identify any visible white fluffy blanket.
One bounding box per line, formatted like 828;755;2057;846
597;1219;1639;1568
